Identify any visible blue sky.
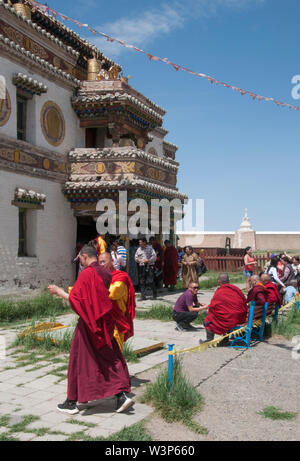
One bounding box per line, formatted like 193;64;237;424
46;0;299;231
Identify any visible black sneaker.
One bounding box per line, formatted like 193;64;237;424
57;398;79;415
115;392;134;413
175;323;189;332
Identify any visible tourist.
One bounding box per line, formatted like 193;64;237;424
163;240;178;291
99;252;136;351
135;238;157;300
260;274;281;306
280;256;295;287
172;281;207;332
292;256;300;292
243;247;257;291
48;245;133;415
110;242;124;271
149;237;164;289
246;275;268;306
116;239;127;271
265;257;286;290
177;246;185;281
200;273;248;343
181;246;199;289
284;280;298;304
96;234;107;255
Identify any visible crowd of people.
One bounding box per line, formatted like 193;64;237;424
48;237;299;416
74;236;207;300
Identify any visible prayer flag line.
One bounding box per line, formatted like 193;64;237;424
27;0;300;112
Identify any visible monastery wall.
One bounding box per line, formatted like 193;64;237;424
0;169;77;289
0;56;85;153
177;232;300;252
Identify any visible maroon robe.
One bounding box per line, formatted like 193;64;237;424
163;246;179;286
247;283;268;306
67;264;130;403
264;282;281;307
205;284;248;335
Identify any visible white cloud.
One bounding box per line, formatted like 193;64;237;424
91;0;265;58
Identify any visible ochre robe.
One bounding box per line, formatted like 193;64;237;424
205;284;248;335
109;270;136;350
182;253;199;289
163;246;179;286
68;264;130;403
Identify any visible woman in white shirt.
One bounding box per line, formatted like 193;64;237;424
266;257;285;289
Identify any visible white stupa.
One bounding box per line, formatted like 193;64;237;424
238;208;253;233
234;209;256;249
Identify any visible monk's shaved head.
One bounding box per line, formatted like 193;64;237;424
218;273;230;285
261;274;271;285
98;252;113;271
80;245;97;258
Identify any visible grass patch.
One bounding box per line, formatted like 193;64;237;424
122;340;140;363
0;433;20;441
0;291;72;323
136;302;206;327
176;272;245;292
12;325;74;354
8;415;40;433
258;406;298;421
271;304;300;339
141;358;207;434
66;422;152;442
0;415;10;427
136;303;173;322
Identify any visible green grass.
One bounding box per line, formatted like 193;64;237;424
136;302;206;326
12;325;74;353
272;304;300;339
122;340;140;363
0;291;72;324
136;303;174;321
66;422;152;442
141;358;207;434
258;406;298;421
176;272;245;292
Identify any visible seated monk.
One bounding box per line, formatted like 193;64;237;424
200;273;248;343
247;275;268;306
99;252;136;351
261;274;281;307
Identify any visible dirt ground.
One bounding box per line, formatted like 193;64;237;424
134;336;300;441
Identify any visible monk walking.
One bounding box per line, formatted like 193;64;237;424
48;245;133;415
99;252;136;351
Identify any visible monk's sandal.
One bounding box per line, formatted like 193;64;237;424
115;392;134;413
57;398;79;415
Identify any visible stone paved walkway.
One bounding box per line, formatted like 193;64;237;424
0;287;215;441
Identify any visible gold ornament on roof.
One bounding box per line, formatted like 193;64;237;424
13;1;32;20
108;65;120;80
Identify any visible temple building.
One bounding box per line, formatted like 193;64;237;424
0;0;186;288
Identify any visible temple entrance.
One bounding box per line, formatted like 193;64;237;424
76;216;97;244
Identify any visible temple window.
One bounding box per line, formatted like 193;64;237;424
18;208;27;257
17;93;27;141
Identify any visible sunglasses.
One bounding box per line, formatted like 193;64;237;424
192;286;199;290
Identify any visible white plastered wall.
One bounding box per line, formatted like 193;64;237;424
0;170;77;288
0;56;85;153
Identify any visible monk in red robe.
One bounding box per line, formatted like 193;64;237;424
201;273;248;342
48;245;133;415
261;274;281;307
163;240;179;291
99;252;136;351
247;275;268;306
